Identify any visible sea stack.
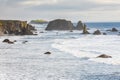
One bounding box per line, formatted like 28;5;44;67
75;21;84;30
45;19;74;30
82;24;90;34
93;30;101;35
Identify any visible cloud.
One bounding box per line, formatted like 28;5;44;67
20;0;57;6
1;0;120;22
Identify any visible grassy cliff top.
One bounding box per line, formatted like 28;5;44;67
30;19;48;24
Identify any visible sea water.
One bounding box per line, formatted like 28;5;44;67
0;22;120;80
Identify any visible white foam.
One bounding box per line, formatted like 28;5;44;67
52;35;120;65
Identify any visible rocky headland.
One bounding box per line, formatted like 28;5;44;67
0;20;35;35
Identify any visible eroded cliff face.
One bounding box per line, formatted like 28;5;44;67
0;20;35;35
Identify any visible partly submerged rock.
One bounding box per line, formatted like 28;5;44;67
97;54;112;58
45;19;74;30
93;30;101;35
2;39;14;44
106;28;118;32
82;24;90;34
44;52;51;54
112;28;118;32
103;32;107;35
22;41;28;44
2;39;10;43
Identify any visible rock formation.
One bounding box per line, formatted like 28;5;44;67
103;32;107;35
112;28;118;32
106;28;118;32
75;21;84;30
45;19;74;30
2;39;15;44
44;52;51;54
82;24;90;34
93;30;101;35
0;20;35;35
97;54;112;58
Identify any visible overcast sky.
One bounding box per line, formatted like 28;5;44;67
1;0;120;22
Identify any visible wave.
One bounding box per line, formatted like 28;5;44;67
52;35;120;65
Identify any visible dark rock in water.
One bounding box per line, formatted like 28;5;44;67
93;30;101;35
44;52;51;54
97;54;112;58
82;24;90;34
106;28;118;32
45;19;74;30
70;30;73;32
112;28;118;32
40;31;44;33
8;41;14;44
2;39;14;44
75;21;84;30
14;40;17;42
0;20;35;35
22;41;28;44
103;32;107;35
3;39;10;43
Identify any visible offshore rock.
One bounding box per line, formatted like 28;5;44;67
112;28;118;32
45;19;74;30
82;24;90;34
97;54;112;58
75;21;84;30
93;30;101;35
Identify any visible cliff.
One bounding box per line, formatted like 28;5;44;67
0;20;35;35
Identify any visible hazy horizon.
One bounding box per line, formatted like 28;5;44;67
1;0;120;22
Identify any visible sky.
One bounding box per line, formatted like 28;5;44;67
1;0;120;22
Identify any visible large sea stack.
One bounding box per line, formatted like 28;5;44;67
45;19;74;30
75;21;84;30
0;20;35;35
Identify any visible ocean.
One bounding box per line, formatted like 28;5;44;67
0;22;120;80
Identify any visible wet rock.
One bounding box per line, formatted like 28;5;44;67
2;39;10;43
97;54;112;58
93;30;101;35
106;28;118;32
82;24;90;34
2;39;14;44
45;19;74;30
40;31;44;33
8;41;14;44
75;21;84;30
112;28;118;32
22;41;28;44
103;32;107;35
14;40;17;42
44;52;51;54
